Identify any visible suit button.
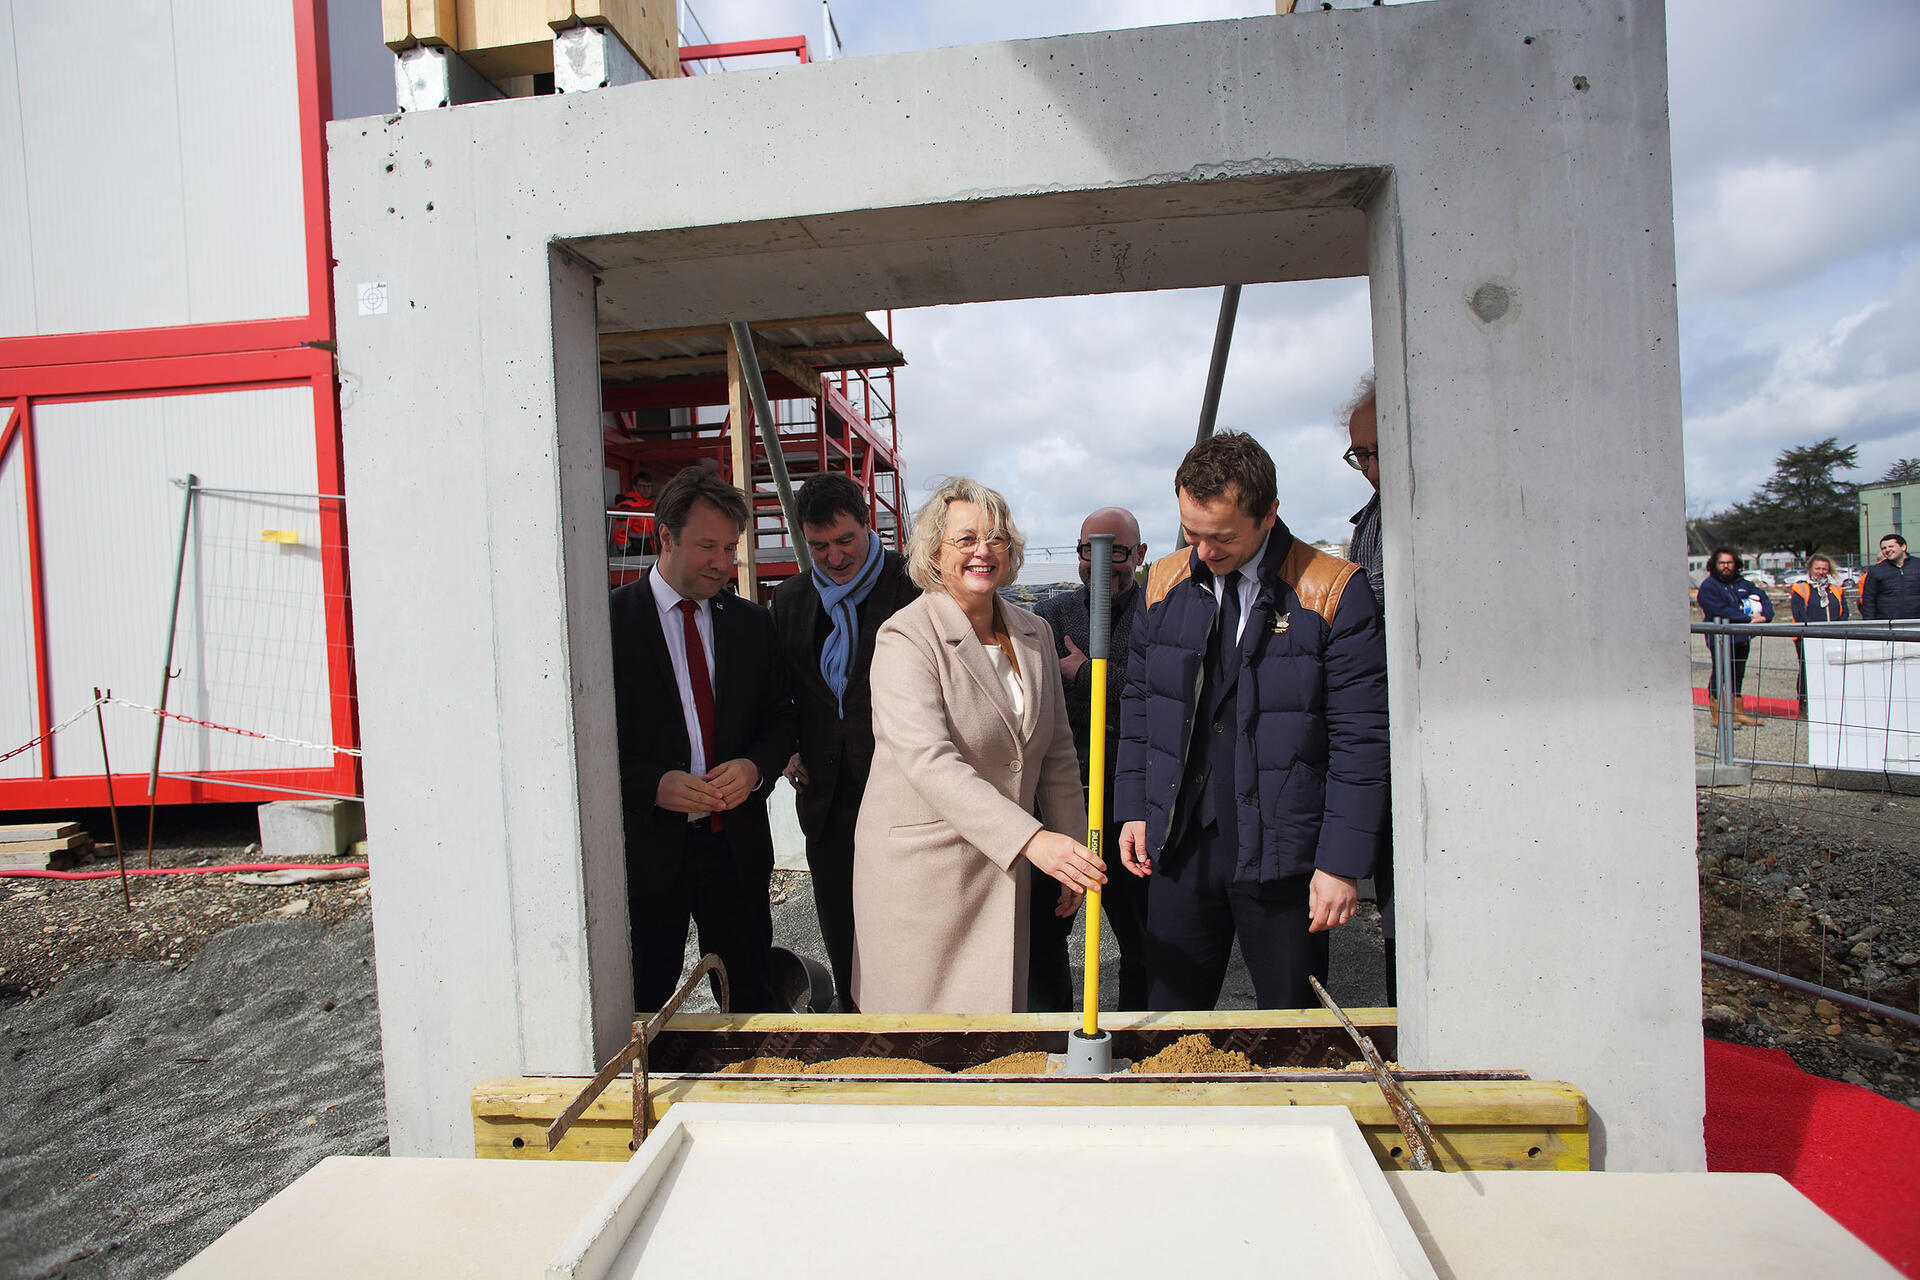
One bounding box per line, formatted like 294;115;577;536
1010;760;1022;773
1212;721;1224;734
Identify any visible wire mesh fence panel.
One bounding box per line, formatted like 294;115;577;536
1690;607;1920;1103
153;485;359;801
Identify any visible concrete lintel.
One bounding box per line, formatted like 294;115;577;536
554;26;650;95
394;45;503;113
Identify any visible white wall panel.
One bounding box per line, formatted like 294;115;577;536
4;0;311;338
0;3;37;338
175;1;307;325
32;388;328;780
0;425;38;778
13;0;191;335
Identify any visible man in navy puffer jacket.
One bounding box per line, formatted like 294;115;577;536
1115;431;1388;1010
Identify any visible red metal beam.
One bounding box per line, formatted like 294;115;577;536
0;768;351;808
680;36;810;65
0;347;331;399
18;401;52;778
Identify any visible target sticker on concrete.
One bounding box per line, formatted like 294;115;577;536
357;282;389;316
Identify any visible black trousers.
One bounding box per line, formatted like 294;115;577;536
1145;819;1326;1011
1026;818;1152;1012
804;792;861;1012
630;823;776;1014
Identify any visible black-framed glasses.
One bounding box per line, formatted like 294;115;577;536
945;531;1012;553
1077;541;1139;560
1343;445;1380;471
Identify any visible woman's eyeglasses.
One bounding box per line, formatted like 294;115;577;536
945;531;1012;553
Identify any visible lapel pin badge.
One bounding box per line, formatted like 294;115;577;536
1271;613;1290;635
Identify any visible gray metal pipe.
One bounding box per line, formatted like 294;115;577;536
1702;949;1920;1032
727;322;811;575
1194;285;1240;445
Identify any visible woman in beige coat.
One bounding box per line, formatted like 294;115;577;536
850;477;1104;1013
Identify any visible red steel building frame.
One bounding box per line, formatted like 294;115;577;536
0;1;356;809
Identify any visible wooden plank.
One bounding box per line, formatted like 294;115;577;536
726;332;757;597
639;1008;1397;1035
0;832;88;854
751;336;825;402
0;837;91;872
473;1076;1589;1170
0;821;79;841
409;0;460;47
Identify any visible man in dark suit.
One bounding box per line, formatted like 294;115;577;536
770;474;918;1010
610;466;795;1013
1028;506;1151;1011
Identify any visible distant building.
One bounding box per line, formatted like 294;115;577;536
1859;480;1920;563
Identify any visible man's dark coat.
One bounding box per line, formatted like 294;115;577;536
609;572;795;893
769;550;919;835
1114;524;1388;883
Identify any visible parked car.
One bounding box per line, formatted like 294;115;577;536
1744;568;1778;587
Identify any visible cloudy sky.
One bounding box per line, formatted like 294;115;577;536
671;0;1920;556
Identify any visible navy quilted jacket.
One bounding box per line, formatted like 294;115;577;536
1113;526;1388;883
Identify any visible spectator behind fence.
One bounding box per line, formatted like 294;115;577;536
1340;373;1396;1005
1861;534;1920;621
609;466;795;1014
1027;506;1152;1012
770;474;920;1011
850;477;1101;1013
1789;553;1846;714
1697;547;1773;728
1116;431;1388;1011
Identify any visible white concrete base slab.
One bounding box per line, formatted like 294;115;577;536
1696;764;1753;789
550;1104;1433;1280
257;799;366;859
171;1153;1900;1280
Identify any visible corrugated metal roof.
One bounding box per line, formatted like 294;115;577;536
599;313;904;385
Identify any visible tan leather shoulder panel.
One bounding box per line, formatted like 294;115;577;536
1279;540;1362;626
1144;550;1193;610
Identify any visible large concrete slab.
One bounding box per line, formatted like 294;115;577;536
329;0;1699;1168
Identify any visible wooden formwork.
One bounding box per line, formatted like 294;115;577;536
472;1011;1589;1173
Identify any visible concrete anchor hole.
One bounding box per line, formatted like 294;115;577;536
1573;75;1590;90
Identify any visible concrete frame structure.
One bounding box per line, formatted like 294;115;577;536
329;0;1700;1168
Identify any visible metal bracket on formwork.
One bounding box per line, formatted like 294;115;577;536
393;45;504;112
554;25;651;94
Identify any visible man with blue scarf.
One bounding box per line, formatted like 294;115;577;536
772;474;919;1009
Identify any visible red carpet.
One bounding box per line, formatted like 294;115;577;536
1705;1038;1920;1274
1690;687;1801;719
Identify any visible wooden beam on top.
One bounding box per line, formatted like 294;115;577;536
725;332;757;598
599;314;873;348
750;335;825;402
791;341;906;365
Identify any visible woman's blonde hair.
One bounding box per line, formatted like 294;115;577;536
904;476;1026;593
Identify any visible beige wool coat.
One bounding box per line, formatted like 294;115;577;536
850;590;1086;1013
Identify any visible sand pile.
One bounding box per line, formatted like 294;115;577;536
802;1057;945;1075
717;1056;806;1074
1131;1033;1256;1074
959;1052;1055;1075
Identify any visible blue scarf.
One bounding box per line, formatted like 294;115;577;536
815;528;885;715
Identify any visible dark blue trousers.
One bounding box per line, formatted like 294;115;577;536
1145;818;1325;1011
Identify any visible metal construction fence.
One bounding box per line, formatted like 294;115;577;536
1689;619;1920;1039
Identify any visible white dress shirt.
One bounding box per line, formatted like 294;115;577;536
982;642;1026;719
648;569;716;777
1210;526;1272;646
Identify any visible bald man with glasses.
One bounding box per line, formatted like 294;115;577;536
1029;507;1153;1010
1341;375;1395;1003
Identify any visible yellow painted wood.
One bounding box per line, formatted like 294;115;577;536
640;1008;1398;1035
473;1074;1588;1172
473;1076;1588;1170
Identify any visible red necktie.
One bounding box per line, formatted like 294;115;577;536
677;600;724;831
